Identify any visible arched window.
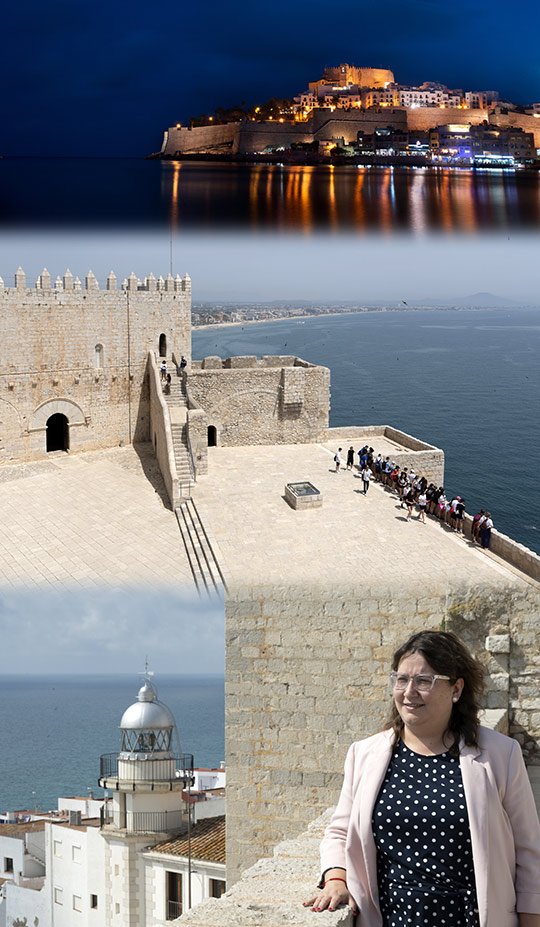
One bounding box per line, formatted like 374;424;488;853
95;344;103;369
207;425;217;447
159;334;167;358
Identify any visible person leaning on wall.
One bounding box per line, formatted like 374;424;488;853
304;630;540;926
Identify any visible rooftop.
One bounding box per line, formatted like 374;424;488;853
192;439;537;594
0;821;46;839
151;815;225;863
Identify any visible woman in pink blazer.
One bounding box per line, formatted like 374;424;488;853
304;631;540;926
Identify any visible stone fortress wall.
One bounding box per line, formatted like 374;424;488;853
161;108;540;155
0;268;192;463
187;355;330;448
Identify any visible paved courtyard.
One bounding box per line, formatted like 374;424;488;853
0;444;193;590
0;440;534;598
193;442;532;594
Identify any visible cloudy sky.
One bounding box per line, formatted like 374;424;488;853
1;229;540;304
2;0;540;156
0;586;224;675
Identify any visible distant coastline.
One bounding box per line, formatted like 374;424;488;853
191;303;514;332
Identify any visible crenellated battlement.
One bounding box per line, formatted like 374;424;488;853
1;265;192;464
1;267;191;294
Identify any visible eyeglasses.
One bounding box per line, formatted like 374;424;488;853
390;672;451;692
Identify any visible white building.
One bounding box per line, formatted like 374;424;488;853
0;676;226;927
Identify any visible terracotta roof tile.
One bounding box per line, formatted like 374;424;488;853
151;815;225;863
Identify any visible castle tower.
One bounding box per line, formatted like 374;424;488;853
99;672;193;927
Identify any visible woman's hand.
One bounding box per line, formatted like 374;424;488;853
303;870;357;914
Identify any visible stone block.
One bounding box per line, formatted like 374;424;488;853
486;634;511;653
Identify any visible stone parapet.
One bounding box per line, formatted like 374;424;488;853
174;809;352;927
148;352;180;508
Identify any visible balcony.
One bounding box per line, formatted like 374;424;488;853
100;805;186;835
99;752;194;786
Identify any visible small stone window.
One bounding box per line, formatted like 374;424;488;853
90;894;98;909
54;887;63;905
73;894;82;912
95;344;104;369
4;857;13;873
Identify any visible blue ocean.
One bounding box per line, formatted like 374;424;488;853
0;675;224;813
193;306;540;555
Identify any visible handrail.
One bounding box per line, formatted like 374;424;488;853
183;380;197;483
101;806;185;834
99;752;194;784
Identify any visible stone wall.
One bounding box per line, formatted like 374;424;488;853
187;357;330;446
161;123;239;155
0;269;191;463
174;809;353;927
224;577;540;883
148;352;180;508
161;107;540;154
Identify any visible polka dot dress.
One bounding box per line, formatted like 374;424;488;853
372;739;479;926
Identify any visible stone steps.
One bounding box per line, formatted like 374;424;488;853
175;498;226;598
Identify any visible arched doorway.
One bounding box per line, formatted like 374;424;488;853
46;414;69;452
207;425;217;447
159;334;167;357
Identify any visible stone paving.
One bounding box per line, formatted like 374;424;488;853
0;440;533;597
192;442;528;593
0;444;194;590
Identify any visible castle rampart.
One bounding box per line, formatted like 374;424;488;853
187;356;330;447
160;107;540;154
0;269;191;463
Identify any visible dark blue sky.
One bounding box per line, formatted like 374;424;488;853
3;0;540;157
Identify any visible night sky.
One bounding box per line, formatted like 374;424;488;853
3;0;540;157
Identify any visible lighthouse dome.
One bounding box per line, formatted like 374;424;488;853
120;683;174;731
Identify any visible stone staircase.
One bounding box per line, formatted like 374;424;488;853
160;361;195;494
175;498;226;597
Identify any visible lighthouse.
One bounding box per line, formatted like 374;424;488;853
99;672;194;926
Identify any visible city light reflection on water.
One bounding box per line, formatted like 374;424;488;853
161;162;540;233
2;157;540;231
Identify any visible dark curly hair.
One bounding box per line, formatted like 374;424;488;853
387;630;485;756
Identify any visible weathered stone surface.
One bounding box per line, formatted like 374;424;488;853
486;634;511;653
174;811;353;927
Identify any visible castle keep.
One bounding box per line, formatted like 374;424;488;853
0;268;191;462
0;268;329;477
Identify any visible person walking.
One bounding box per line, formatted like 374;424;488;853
304;630;540;926
404;487;415;521
346;447;355;471
361;465;373;495
417;489;427;522
334;448;343;472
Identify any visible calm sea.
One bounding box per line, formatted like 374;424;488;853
2;158;540;231
0;675;224;813
193;307;540;555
